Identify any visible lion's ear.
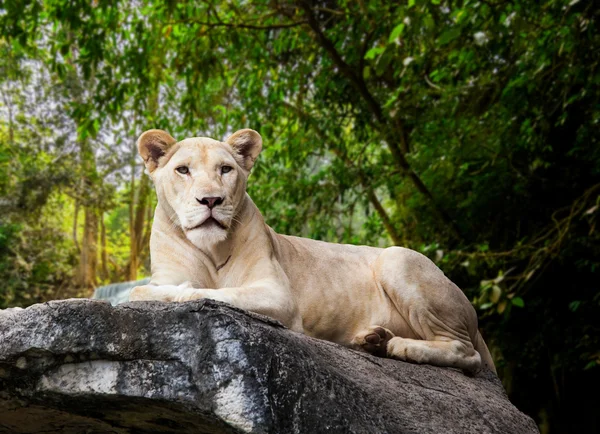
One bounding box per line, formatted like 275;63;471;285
226;129;262;170
137;129;177;173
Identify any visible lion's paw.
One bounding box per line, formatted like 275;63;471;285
353;326;394;358
129;286;145;301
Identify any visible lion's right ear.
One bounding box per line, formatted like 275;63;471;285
226;129;262;171
137;129;178;173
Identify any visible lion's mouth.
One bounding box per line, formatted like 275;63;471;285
187;217;227;231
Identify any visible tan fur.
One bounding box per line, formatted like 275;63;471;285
131;129;496;374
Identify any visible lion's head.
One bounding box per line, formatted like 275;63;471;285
137;128;262;247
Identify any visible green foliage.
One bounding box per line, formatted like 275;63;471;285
0;197;78;308
0;1;599;431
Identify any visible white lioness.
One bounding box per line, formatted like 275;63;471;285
130;128;496;374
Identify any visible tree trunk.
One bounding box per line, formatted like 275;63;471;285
134;172;151;256
128;168;152;281
139;200;154;268
77;206;98;294
100;211;109;282
75;132;98;294
73;199;80;253
128;162;137;281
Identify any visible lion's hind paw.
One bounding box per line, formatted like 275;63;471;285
353;326;394;358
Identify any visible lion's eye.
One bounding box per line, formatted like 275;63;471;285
221;165;233;174
176;166;189;175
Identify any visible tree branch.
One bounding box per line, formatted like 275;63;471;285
167;19;308;30
299;1;384;123
367;189;403;245
282;101;403;245
298;1;461;240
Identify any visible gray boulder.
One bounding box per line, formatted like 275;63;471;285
0;299;539;434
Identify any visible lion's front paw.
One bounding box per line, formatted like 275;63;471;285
353;326;395;358
129;285;152;301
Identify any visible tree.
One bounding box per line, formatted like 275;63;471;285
1;1;598;432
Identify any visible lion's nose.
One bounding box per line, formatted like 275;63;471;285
197;196;224;209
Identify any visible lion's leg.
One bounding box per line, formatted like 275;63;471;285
353;326;481;373
129;283;192;302
386;336;481;373
130;282;304;333
352;326;394;357
367;246;495;374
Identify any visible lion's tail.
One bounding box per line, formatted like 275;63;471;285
474;331;497;374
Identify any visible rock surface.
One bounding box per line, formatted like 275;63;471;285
0;299;539;434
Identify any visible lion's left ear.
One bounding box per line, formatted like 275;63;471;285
137;129;178;173
226;129;262;170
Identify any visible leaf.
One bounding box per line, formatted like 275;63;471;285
363;66;371;79
383;86;404;108
480;302;493;310
524;269;536;281
490;285;502;303
480;279;492;290
511;297;525;308
388;24;405;43
497;300;507;314
438;28;462;45
584;205;598;215
408;0;416;8
364;46;385;60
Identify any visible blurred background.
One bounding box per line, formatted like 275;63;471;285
0;1;598;432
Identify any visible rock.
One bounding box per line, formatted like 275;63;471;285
0;299;539;434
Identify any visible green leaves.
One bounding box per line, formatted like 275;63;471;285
511;297;525;308
474;269;529;315
1;3;599;426
388;24;405;43
365;46;386;59
76;118;100;141
438;28;461;46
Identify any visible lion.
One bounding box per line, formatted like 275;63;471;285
130;128;496;374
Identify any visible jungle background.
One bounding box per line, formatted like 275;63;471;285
0;0;598;432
